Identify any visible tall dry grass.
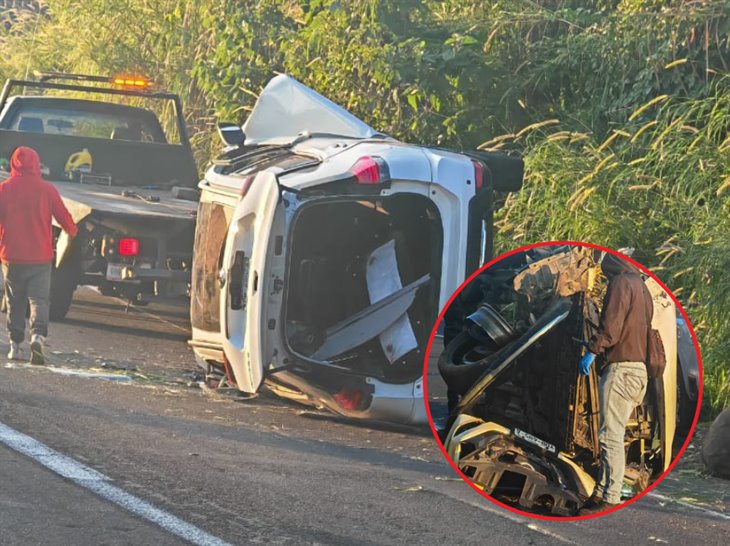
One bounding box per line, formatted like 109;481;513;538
493;78;730;415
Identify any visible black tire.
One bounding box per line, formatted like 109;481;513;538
49;260;79;321
438;330;498;396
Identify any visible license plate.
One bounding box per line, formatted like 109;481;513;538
513;428;556;454
106;264;126;281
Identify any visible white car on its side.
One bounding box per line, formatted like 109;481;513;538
188;75;523;424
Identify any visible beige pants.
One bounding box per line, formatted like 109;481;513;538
593;361;648;504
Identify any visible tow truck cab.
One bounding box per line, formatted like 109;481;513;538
0;73;198;318
189;75;523;424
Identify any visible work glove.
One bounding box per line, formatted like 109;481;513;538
579;352;596;376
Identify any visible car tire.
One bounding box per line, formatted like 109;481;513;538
438;330;499;396
50;260;79;321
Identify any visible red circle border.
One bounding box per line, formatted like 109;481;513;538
421;240;704;522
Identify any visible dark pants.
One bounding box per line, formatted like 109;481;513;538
2;262;51;343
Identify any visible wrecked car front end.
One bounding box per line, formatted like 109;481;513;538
440;246;677;516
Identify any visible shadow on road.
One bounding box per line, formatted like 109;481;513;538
60;317;188;342
296;409;433;437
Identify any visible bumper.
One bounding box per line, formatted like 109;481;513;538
358;377;427;425
105;263;191;283
270;371;427;425
444;415;595;516
187;338;427;425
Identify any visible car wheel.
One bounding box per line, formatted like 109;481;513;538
438;330;499;396
50;260;79;321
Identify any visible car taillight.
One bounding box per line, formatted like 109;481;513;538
350;156;390;185
118;238;140;257
239;175;255;199
333;388;363;411
472;159;485;191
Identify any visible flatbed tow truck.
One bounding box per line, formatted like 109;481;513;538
0;73;199;318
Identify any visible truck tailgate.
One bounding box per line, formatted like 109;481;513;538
53;181;198;223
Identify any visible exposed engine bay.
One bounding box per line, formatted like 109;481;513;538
440;246;672;516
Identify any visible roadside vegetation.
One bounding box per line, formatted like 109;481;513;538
1;0;727;414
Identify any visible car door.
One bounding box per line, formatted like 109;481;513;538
219;171;280;393
645;275;678;470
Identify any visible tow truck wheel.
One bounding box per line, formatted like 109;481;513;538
50;261;79;321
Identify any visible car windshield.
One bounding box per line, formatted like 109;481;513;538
8;104;167;143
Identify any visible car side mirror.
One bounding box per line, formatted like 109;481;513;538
217;122;245;147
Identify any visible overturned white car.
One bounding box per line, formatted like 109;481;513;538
188;75;523;424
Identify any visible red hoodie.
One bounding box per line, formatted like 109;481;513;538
0;147;78;264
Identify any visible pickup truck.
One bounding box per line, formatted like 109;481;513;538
0;73;199;318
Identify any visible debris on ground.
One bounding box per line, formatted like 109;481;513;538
396;485;424;492
656;422;730;514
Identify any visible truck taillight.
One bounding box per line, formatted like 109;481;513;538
350;156;390;185
118;238;140;257
472;159;485;191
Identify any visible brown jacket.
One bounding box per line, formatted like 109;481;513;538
588;253;653;366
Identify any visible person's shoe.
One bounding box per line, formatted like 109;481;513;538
580;493;603;511
578;500;620;516
7;341;24;361
29;335;45;365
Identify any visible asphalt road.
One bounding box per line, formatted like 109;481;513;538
1;288;729;545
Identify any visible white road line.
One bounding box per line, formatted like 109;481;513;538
648;492;730;521
0;421;231;546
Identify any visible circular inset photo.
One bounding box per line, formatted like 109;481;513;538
424;242;702;520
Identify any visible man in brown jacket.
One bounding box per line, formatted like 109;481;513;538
577;252;653;515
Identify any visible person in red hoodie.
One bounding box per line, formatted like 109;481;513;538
0;147;77;364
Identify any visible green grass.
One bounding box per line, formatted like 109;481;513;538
493;79;730;417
